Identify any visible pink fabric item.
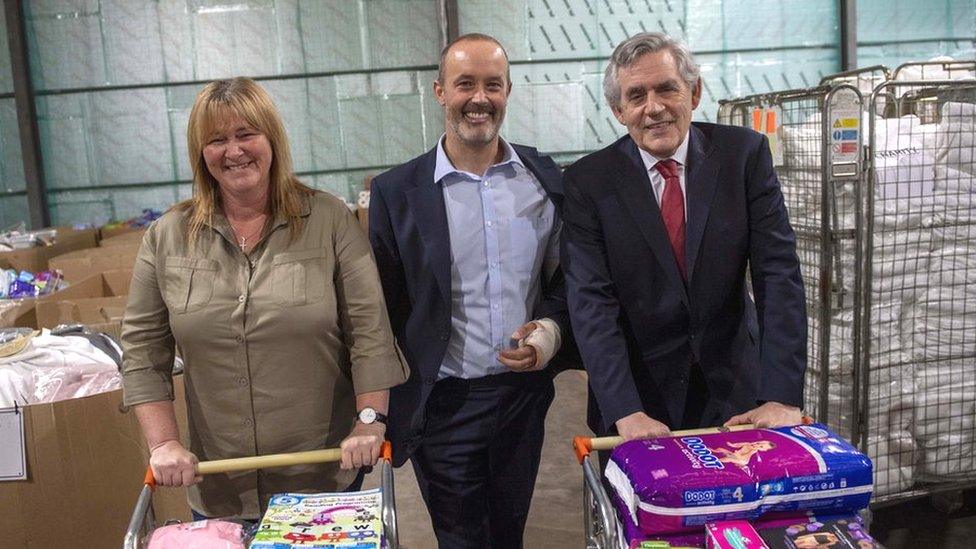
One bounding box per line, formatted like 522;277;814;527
147;519;244;549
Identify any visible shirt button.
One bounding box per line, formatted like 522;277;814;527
492;304;499;310
237;376;249;386
491;261;498;268
238;294;246;303
242;418;254;427
483;181;489;187
236;335;243;342
486;221;493;228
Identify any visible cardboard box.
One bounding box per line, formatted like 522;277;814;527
34;269;132;329
0;388;157;548
99;229;146;248
98;224;145;242
0;374;192;548
49;244;140;283
0;228;98;273
0;298;37;329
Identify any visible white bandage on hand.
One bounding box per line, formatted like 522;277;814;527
521;318;562;369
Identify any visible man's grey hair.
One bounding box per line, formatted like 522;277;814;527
603;32;700;108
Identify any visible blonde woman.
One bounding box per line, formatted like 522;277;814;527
121;77;407;520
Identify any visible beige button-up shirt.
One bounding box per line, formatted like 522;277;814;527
121;191;407;519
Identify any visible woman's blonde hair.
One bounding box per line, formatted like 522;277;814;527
180;77;312;245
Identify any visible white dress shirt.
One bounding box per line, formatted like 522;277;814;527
636;132;691;219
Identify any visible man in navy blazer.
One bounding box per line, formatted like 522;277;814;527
369;34;571;548
562;32;807;443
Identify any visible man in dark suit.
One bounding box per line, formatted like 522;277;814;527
562;32;807;443
369;33;570;548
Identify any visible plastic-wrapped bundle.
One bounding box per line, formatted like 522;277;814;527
605;424;872;536
909;285;976;362
866;432;917;497
926;247;976;294
147;519;245;549
934;165;976;193
934;101;976;177
842;231;934;303
779;115;821;171
812;301;908;373
0;329;121;407
915;358;976;393
912;377;976;482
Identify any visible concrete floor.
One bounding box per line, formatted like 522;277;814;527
363;370;976;548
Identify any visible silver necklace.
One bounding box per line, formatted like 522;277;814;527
231;222;263;252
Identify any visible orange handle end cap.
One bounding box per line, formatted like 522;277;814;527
573;436;593;464
380;441;393;462
143;466;156;489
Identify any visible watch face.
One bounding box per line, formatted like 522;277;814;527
358;408;377;424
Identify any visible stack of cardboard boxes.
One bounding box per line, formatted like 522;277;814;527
0;225;190;547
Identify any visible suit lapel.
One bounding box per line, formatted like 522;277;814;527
684;125;719;285
614;138;689;308
405;151;451;308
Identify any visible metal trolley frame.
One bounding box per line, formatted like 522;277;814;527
123;443;398;549
862;77;976;506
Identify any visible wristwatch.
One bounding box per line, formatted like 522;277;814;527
357;407;388;426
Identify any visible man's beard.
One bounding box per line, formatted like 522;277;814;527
448;106;504;146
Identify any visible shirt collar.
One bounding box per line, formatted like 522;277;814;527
433;134;524;184
637;131;690;175
205;191;312;231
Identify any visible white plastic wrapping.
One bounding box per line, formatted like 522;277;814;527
867;432;917;497
0;330;121;408
909;286;976;363
935;101;976;176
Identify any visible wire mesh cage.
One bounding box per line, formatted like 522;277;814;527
863;79;976;504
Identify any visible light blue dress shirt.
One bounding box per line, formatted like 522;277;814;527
434;137;559;379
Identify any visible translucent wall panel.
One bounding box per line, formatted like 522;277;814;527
1;99;27;193
25;0;441;90
40;67;442;226
461;0;840;160
22;0;442;226
0;6;29;229
0;7;12;93
0;195;29;229
858;0;976;68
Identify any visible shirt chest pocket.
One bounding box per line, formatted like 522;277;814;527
272;248;330;307
510;216;549;275
163;257;219;314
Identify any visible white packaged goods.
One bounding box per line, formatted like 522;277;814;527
0;330;121;408
935;102;976;176
829;301;908;371
915;359;976;393
914;382;976;482
934;165;976;193
867;432;917;496
909;286;976;363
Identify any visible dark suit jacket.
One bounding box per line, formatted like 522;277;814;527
561;123;807;434
369;143;572;465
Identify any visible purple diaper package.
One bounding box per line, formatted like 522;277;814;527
606;424;873;535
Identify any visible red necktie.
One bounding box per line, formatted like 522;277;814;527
654;159;686;281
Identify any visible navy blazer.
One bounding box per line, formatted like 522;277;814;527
369;143;572;465
561;123;807;434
